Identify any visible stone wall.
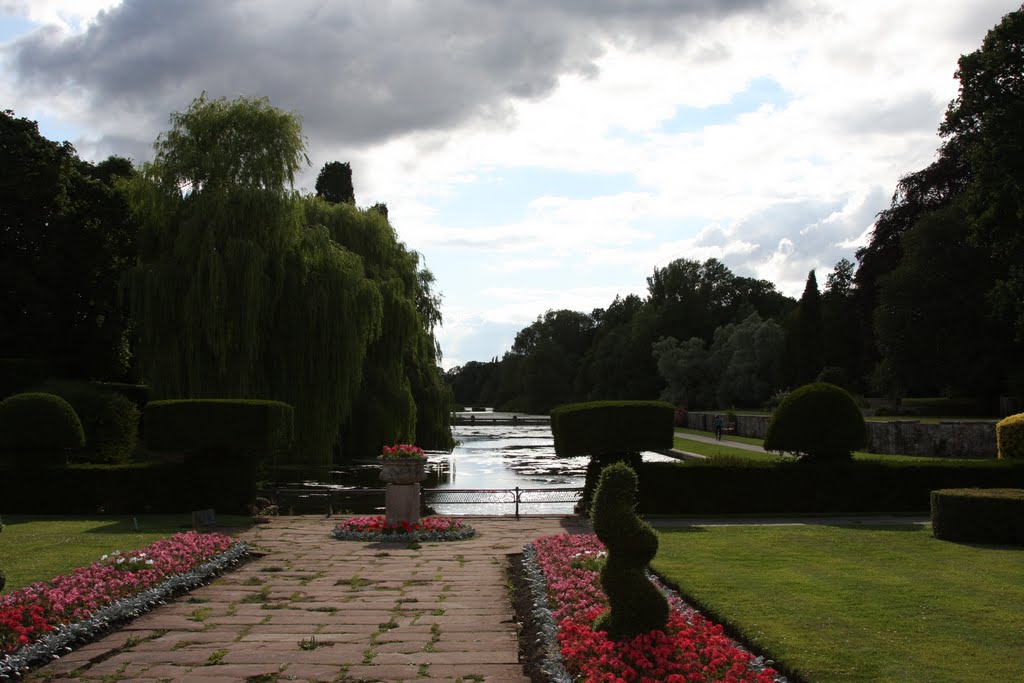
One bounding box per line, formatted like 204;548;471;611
684;411;998;458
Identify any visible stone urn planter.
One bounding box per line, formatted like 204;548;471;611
379;445;428;526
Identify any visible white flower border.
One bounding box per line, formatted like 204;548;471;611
331;522;476;543
0;541;248;681
520;540;788;683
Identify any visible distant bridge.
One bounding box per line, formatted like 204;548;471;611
451;414;550;426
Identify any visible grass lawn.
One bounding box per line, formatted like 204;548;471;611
653;524;1024;683
672;436;784;462
0;514;252;593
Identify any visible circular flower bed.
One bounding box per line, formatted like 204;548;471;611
331;516;475;543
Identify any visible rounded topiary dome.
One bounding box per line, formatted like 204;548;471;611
0;392;85;455
764;382;866;461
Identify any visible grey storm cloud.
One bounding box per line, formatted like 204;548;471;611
7;0;786;157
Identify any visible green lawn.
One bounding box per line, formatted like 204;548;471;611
0;514;251;592
653;524;1024;683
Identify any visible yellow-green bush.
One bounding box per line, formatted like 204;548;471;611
996;413;1024;459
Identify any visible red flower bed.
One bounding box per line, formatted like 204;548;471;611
532;534;779;683
332;515;475;542
0;531;237;654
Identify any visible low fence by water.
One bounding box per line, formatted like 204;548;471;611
266;485;583;518
685;411;998;458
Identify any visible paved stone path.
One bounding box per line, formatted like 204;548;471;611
29;515;589;683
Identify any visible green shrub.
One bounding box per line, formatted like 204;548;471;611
635;459;1024;514
92;382;150;412
145;399;294;453
764;382;866;461
0;568;5;592
0;392;84;465
32;380;139;463
145;399;294;512
591;462;668;639
931;488;1024;546
550;400;674;457
996;413;1024;459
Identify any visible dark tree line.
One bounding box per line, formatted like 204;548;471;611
2;99;453;469
447;5;1024;414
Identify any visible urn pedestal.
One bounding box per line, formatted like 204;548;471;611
379;457;427;526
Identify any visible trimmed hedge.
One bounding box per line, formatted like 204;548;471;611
996;412;1024;459
0;392;84;466
145;399;294;453
550;400;674;457
32;380;140;464
0;461;251;514
931;488;1024;545
635;459;1024;514
764;382;866;460
93;382;150;413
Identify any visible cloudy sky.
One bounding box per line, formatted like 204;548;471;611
2;0;1018;368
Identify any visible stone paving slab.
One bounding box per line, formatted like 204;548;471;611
25;515;587;682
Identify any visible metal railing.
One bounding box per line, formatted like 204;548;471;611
264;486;583;519
424;487;583;519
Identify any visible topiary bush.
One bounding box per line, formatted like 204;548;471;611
996;413;1024;459
32;380;140;464
0;392;84;466
590;462;669;639
931;488;1024;545
551;400;674;511
764;382;866;461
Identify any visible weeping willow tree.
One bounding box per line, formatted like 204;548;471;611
303;199;453;456
126;94;383;471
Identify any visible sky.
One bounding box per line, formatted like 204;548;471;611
2;0;1019;369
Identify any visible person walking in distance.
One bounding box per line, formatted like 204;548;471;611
713;414;724;441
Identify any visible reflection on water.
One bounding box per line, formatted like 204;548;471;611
276;412;678;515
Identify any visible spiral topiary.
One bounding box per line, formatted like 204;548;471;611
590;462;669;639
0;392;84;466
764;382;866;461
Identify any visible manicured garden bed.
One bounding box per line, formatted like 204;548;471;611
524;533;781;682
0;530;246;678
652;524;1024;682
331;515;475;542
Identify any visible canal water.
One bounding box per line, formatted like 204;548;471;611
280;411;677;515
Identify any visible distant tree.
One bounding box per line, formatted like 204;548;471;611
939;4;1024;340
873;204;1001;397
822;258;860;389
795;270;824;384
0;110;137;380
652;336;710;408
315;161;355;205
503;310;596;413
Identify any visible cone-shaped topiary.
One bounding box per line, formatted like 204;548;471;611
0;392;84;466
590;462;669;639
764;382;866;461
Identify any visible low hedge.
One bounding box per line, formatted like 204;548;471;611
0;461;253;514
32;380;140;464
550;400;674;457
145;399;294;453
0;392;84;466
931;488;1024;545
996;413;1024;459
635;459;1024;514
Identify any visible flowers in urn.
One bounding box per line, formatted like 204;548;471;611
381;443;425;459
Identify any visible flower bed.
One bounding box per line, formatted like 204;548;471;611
332;516;475;542
0;531;246;679
526;534;783;683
